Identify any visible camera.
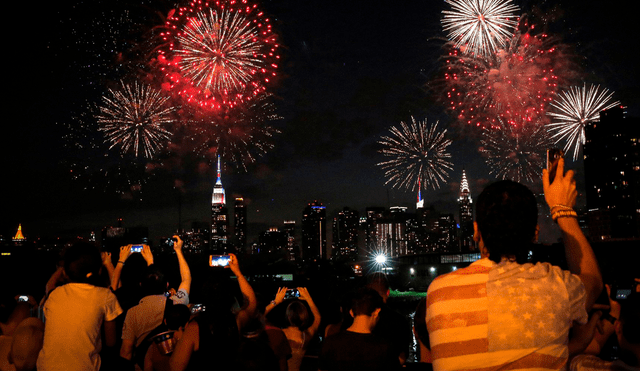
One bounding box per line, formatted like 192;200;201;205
164;237;178;247
209;255;230;267
131;245;144;253
18;295;29;302
285;289;299;299
610;282;638;301
546;148;564;182
191;304;205;314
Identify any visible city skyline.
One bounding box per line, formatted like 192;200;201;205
3;0;639;245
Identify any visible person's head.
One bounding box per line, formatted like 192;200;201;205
9;318;44;371
616;293;640;360
475;180;538;263
63;242;102;283
350;287;383;318
164;304;191;331
141;267;168;296
366;272;390;302
286;300;310;330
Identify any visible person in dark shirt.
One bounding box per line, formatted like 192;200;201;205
319;287;399;371
366;272;412;365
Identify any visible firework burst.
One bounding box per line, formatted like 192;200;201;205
96;80;176;159
547;83;620;160
442;0;520;59
443;18;570;131
378;117;453;191
184;94;281;170
480;119;552;183
157;0;279;109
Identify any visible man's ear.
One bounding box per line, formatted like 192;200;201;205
349;309;354;318
473;222;480;242
371;307;382;319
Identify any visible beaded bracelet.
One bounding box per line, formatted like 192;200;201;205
552;209;577;222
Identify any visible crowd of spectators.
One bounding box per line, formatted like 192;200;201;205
0;158;638;371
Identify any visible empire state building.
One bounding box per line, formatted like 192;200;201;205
211;156;229;252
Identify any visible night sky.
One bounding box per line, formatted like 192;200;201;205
3;0;639;244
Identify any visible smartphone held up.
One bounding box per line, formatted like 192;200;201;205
546;148;564;182
209;255;231;267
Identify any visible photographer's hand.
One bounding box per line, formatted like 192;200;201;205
542;158;577;210
173;235;191;295
173;235;184;253
119;245;132;263
275;287;287;305
141;245;154;266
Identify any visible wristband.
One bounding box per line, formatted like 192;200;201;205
117;261;125;265
552;209;577;222
270;300;277;306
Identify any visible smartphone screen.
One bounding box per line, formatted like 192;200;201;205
209;255;230;267
546;148;564;182
131;245;143;253
285;289;299;299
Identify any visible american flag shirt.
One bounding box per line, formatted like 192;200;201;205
426;258;587;371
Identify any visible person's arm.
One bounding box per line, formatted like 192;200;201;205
120;338;135;360
102;251;115;286
104;319;118;348
170;320;198;371
228;254;257;330
298;287;321;338
173;236;192;295
265;287;287;316
543;158;603;310
111;245;132;291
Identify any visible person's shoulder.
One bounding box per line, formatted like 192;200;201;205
428;258;493;293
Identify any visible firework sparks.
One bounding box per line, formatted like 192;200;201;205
547;83;620;160
480;120;552;183
96;80;176;159
443;18;569;132
157;0;279;109
442;0;519;59
378;117;453;191
185;94;281;171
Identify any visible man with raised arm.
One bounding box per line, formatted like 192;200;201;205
426;158;603;371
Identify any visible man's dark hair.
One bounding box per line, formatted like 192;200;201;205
141;267;168;296
165;304;191;331
620;292;640;344
476;180;538;263
351;287;383;317
286;301;310;330
366;272;390;298
63;242;102;283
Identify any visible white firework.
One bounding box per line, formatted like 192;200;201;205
442;0;520;59
547;84;620;160
378;117;454;191
97;81;175;159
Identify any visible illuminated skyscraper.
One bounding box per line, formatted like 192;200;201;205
301;201;326;260
332;207;359;262
211;156;229;251
458;170;474;251
234;198;247;251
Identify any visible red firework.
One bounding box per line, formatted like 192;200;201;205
157;0;279;110
443;18;569;131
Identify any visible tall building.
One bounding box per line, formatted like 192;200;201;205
365;207;385;252
12;224;26;246
332;207;359;262
376;206;410;257
234;197;247;251
283;220;298;261
458;170;475;251
301;201;326;260
211;156;229;252
584;106;640;239
258;228;287;254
